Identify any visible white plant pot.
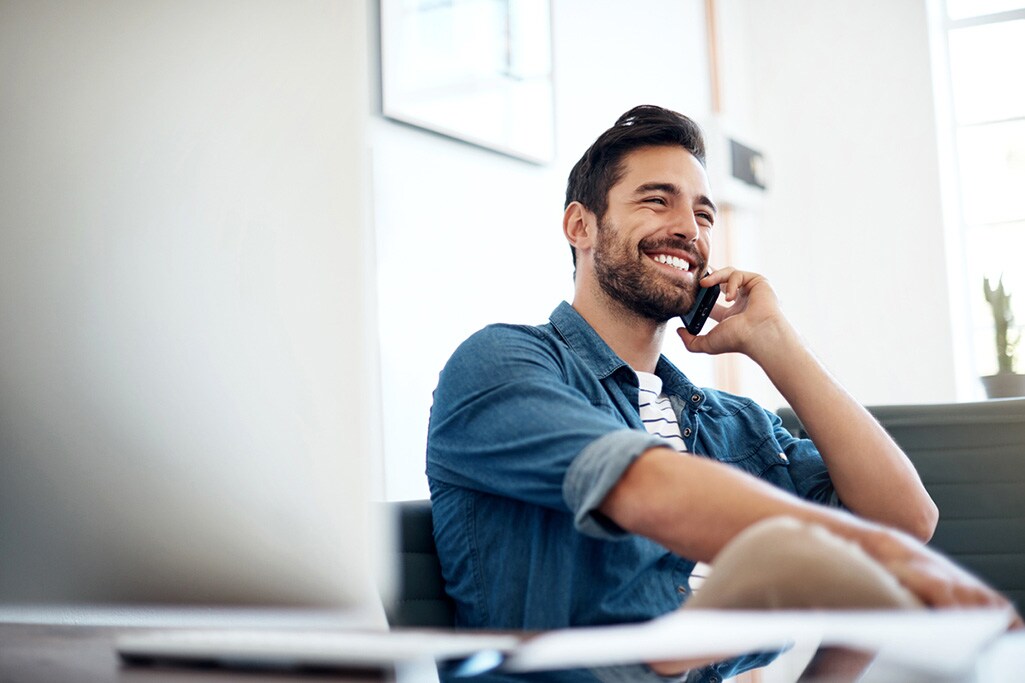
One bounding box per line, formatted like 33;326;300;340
980;373;1025;399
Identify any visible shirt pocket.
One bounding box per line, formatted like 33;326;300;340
727;435;792;480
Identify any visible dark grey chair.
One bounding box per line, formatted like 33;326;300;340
777;398;1025;608
381;499;456;628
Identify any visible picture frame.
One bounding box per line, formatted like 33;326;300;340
379;0;555;164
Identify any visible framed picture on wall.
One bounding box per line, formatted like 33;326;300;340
380;0;555;164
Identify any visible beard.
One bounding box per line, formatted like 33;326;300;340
592;215;707;323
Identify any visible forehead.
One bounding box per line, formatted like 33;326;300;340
612;145;712;197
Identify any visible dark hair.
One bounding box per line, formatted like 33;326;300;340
564;105;706;268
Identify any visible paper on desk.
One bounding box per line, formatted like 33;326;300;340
502;608;1013;674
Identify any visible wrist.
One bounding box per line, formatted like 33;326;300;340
745;316;803;369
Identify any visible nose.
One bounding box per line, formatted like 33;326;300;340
672;211;700;243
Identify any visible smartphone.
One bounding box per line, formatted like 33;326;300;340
680;279;720;335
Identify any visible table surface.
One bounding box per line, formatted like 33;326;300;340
0;622;400;683
4;616;1024;683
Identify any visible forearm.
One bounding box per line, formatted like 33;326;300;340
750;323;937;541
601;447;892;563
602;447;1018;620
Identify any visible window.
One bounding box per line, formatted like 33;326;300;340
934;1;1025;380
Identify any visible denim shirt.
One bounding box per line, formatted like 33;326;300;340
426;302;839;683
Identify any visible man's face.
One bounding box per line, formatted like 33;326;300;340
591;145;716;322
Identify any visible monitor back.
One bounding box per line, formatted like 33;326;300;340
0;0;386;611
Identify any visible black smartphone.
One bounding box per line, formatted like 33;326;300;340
680;280;720;335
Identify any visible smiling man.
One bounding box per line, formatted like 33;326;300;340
426;105;1017;683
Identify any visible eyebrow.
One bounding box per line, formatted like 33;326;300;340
633;183;718;215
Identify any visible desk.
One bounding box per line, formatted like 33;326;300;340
0;622;398;683
4;616;1024;683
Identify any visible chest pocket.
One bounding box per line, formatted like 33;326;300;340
728;436;791;475
692;398;791;478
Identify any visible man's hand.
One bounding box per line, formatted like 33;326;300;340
675;267;940;540
866;527;1024;627
676;267;793;362
640;514;1022;678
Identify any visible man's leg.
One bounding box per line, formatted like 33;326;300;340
684;516;922;611
649;517;922;680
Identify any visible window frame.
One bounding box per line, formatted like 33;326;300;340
929;1;1025;397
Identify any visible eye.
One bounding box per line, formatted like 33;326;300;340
643;197;667;206
696;212;715;227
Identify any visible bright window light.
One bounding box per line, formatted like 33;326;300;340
947;0;1025;20
935;3;1025;387
948;19;1025;124
957;119;1025;225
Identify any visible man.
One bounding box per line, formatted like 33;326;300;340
426;105;1016;682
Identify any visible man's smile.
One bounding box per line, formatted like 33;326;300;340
648;252;693;272
643;249;702;286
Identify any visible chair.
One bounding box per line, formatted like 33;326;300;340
380;499;456;628
777;398;1025;609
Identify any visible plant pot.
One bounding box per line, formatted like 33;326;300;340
980;373;1025;399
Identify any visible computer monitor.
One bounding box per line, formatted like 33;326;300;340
0;0;388;617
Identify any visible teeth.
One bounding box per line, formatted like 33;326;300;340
654;254;690;271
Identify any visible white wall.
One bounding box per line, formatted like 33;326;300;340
373;0;720;501
374;0;962;500
722;0;958;410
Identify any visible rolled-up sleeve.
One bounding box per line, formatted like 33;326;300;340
563;429;666;539
427;324;651;514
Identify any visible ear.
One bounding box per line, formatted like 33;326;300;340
563;201;597;254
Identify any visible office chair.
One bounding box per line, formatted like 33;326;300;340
778;398;1025;609
382;499;456;628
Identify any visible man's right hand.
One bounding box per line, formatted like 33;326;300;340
864;526;1024;627
602;448;1022;626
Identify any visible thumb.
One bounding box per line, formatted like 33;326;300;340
677;327;707;354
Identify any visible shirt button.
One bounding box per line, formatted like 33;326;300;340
690;393;701;403
683;427;692;438
707;675;721;683
779;452;789;463
677;585;688;594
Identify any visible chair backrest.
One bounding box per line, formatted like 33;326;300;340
381;499;456;628
778;398;1025;609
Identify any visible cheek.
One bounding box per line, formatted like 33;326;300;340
699;231;713;255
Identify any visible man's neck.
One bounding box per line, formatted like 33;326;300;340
571;289;666;374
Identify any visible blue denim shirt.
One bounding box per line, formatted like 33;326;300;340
427;302;839;682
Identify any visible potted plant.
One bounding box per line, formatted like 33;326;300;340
981;275;1025;398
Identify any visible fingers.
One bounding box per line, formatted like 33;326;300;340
869;532;1017;629
685;267;784;359
885;556;1016;617
700;267;760;303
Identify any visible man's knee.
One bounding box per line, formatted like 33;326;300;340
685;516;922;610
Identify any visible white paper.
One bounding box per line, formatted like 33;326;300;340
503;608;1013;674
116;628;523;667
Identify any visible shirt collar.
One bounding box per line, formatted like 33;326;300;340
548;301;702;399
655;354;700;400
549;301;630;380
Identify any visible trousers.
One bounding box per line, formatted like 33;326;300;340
684;517;921;611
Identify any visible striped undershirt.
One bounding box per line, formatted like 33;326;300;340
636;371;687;453
637;371;713;587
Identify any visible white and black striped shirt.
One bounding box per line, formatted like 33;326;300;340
636;371;687;453
637;372;713;587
